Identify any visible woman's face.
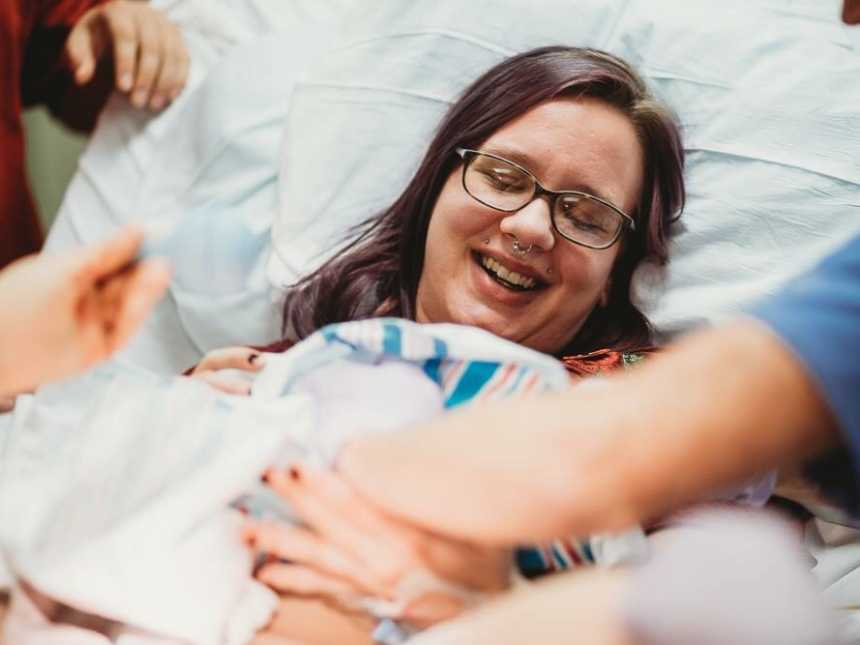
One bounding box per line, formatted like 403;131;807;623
415;97;644;354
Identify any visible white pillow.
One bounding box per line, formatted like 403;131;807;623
48;0;351;372
271;0;860;337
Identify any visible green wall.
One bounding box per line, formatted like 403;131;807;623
23;107;88;229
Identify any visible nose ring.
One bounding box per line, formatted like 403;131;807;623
511;237;533;257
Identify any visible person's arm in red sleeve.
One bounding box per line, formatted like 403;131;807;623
21;0;112;132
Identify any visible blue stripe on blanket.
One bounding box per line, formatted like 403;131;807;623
445;361;499;408
382;322;402;355
423;358;443;386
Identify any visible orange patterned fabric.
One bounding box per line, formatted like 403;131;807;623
561;347;657;379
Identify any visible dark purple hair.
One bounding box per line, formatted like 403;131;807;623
281;46;685;356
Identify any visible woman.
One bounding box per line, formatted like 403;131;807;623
192;45;684;642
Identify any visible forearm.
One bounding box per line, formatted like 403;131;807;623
409;568;631;645
338;320;838;544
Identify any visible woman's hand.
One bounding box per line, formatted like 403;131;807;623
245;463;512;628
0;227;169;396
188;347;264;395
65;0;190;111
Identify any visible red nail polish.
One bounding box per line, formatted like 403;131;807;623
260;471;269;484
248;353;259;365
289;466;300;482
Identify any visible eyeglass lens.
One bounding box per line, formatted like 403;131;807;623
463;153;623;248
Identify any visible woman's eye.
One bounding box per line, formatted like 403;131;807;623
575;219;605;232
559;202;608;233
482;169;524;191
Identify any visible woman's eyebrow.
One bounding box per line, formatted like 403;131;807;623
483;145;615;204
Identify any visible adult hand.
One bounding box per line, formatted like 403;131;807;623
245;463;512;629
188;346;264;395
65;0;190;111
0;227;169;395
336;322;838;545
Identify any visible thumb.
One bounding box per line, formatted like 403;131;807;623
71;227;144;288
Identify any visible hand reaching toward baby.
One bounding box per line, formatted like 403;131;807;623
245;462;512;630
0;227;169;395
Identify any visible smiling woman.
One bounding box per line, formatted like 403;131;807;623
194;45;686;644
280;46;685;357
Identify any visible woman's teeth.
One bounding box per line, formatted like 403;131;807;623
480;255;538;290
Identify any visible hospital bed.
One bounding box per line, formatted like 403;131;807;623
7;0;860;641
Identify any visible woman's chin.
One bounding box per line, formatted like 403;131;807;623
449;305;522;342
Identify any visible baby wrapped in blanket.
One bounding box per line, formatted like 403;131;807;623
0;319;647;644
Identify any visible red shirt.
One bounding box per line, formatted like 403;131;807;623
0;0;111;268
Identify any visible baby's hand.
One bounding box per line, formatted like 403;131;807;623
189;347;264;396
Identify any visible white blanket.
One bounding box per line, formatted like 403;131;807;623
0;322;585;644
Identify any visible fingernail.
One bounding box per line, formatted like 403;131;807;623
150;95;165;110
132;90;147;108
248;353;260;365
120;74;133;92
260;469;271;484
288;466;301;482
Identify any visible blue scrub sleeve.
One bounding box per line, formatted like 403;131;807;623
750;234;860;509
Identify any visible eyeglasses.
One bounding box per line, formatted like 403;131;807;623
455;147;635;250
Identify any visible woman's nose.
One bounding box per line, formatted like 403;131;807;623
498;197;555;252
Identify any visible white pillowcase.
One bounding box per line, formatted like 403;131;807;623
271;0;860;336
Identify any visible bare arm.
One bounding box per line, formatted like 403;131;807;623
337;320;839;544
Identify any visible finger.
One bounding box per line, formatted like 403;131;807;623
247;522;377;594
193;347;265;374
65;14;101;85
148;20;186;110
266;467;375;546
129;9;164;109
271;464;401;539
266;466;410;588
193;371;252;396
103;258;170;353
103;4;138;93
71;227;144;288
257;562;363;600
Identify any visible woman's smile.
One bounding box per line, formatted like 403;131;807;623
468;249;548;308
